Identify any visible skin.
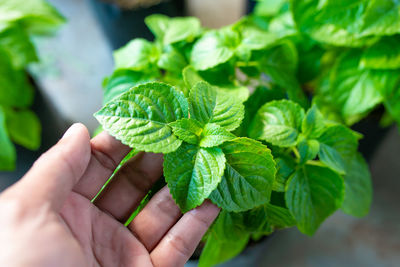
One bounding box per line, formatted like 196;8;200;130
0;123;220;267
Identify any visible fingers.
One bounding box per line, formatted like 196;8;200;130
128;186;182;251
10;123;91;211
93;152;164;222
72;131;131;199
150;201;220;267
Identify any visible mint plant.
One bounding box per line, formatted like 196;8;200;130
0;0;64;170
96;7;374;267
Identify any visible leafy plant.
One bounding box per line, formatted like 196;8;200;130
95;5;376;266
0;0;64;170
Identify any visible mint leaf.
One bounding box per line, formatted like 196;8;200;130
273;156;296;192
144;14;170;40
199;123;235;147
157;46;187;74
210;138;276;212
189;82;244;131
298;138;319;164
164;142;226;212
4;108;41;150
199;211;250;267
360;36;400;70
302;105;325;139
285;165;344;235
0;107;16;170
191;28;240;70
0;23;37;68
249;100;305;147
169;118;202;145
113;39;159;71
266;203;296;228
341;153;373;217
95;82;188;153
318;125;359;174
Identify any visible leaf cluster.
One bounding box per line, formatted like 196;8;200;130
0;0;65;170
96;9;375;267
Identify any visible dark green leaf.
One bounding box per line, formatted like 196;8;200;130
302;104;325;139
0;107;16;171
285;164;344;235
360;36;400;70
298;138;319;164
273;156;296;192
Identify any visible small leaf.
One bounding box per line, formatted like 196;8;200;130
360;36;400;70
249;99;305;147
0;107;16;171
318;125;359;174
157;46;187;74
341;153;372;217
285;164;344;235
95;82;188;153
163;16;201;45
164;142;226;212
145;14;170;40
113;39;159;71
266;203;296;228
273;156;296;192
169;118;203;145
210;138;276;212
298;138;320;164
199;123;235;147
302;104;325;139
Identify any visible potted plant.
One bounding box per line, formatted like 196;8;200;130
0;0;65;172
94;0;398;265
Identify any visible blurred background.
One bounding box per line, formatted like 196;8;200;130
0;0;399;266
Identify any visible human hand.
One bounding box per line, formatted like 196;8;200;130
0;123;219;267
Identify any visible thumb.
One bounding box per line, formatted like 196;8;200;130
10;123;91;211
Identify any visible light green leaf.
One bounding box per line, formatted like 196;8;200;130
199;211;250;267
0;23;37;68
157;45;187;74
341;153;372;217
254;0;287;17
145;14;170;40
189;82;244;131
0;107;16;171
318;125;359;174
0;0;65;34
302;104;325;139
249;100;305;147
163;16;201;45
199;123;235;147
95;82;188;153
113;39;159;71
169;118;203;145
164;142;226;212
4;108;40;150
360;36;400;70
285;164;344;235
298;138;319;164
191;28;240;70
210;138;276;212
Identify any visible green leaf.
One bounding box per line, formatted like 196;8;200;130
0;23;37;68
360;36;400;70
199;123;235;147
102;69;157;104
113;39;159;71
164;142;226;212
145;14;201;45
318;125;359;174
249;100;305;147
266;203;296;228
4;108;41;150
285;164;344;235
95;82;188;153
341;153;372;217
0;0;65;34
302;104;325;139
0;49;34;108
0;107;16;171
298;138;319;164
169;118;203;145
273;156;296;192
254;0;287;17
199;211;250;267
210;138;276;212
378;73;400;124
189;82;244;131
157;46;187;74
191;28;240;70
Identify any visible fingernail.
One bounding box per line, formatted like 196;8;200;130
62;123;82;139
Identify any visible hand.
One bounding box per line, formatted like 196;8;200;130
0;123;219;267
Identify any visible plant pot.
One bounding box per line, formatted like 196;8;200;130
89;0;185;49
0;77;69;191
